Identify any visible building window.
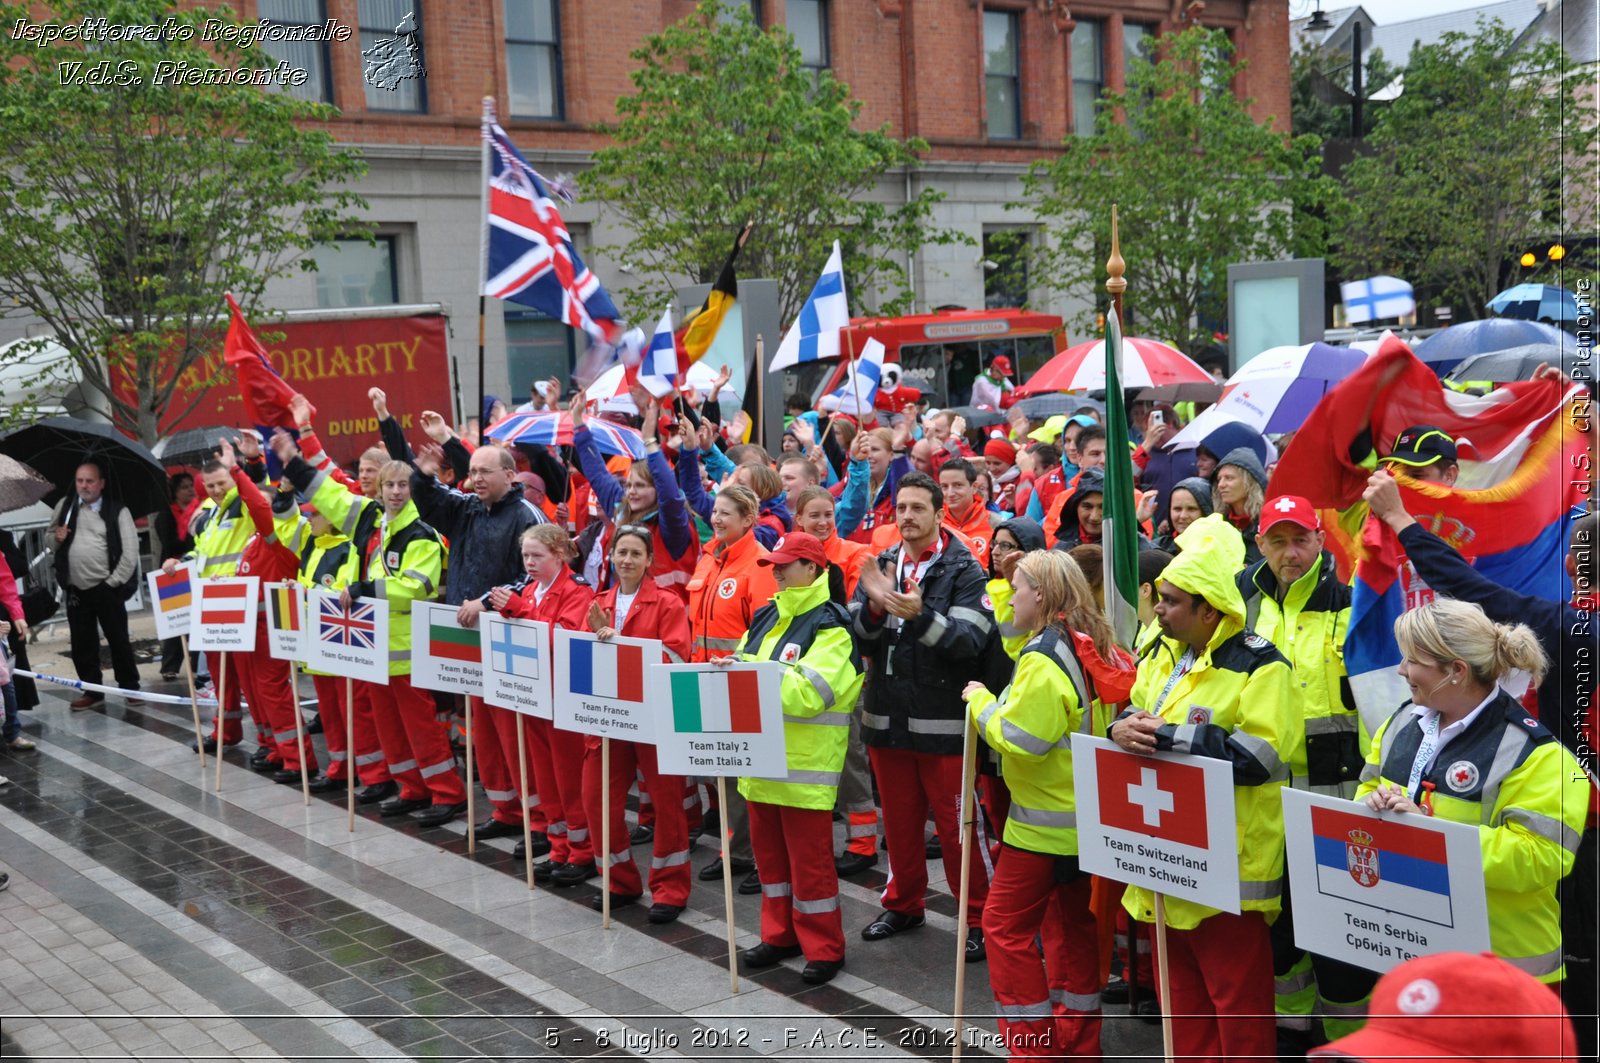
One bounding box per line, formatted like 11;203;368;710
258;0;332;102
788;0;829;74
505;0;562;119
1071;17;1104;137
716;1;761;26
983;10;1020;140
314;237;398;308
359;0;426;112
506;312;579;392
983;228;1031;310
1123;21;1151;71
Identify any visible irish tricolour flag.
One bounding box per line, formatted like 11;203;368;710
670;670;762;735
569;638;645;702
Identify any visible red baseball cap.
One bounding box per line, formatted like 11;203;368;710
1309;952;1576;1062
759;531;828;568
990;355;1013;376
1260;495;1321;532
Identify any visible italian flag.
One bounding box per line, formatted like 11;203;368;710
670;670;763;735
1101;306;1140;649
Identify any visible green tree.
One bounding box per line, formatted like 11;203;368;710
1289;42;1399;143
1331;21;1593;320
1019;26;1335;353
0;0;368;443
584;0;959;325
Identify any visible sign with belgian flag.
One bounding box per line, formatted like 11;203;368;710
410;601;485;697
264;582;306;661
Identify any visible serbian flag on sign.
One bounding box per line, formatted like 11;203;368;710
1311;803;1454;927
222;293;308;430
1095;746;1210;848
1266;333;1586;728
568;638;645;702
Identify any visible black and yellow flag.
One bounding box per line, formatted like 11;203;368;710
679;223;752;364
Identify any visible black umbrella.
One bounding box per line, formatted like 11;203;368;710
946;406;1008;429
1016;394;1105;420
153;425;238;468
1447;342;1584;384
0;417;168;514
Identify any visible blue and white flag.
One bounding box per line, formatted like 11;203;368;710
819;338;886;415
638;306;681;398
769;241;849;371
1340;275;1415;325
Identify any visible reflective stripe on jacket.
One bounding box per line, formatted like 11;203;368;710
1358;690;1588;983
736;575;865;810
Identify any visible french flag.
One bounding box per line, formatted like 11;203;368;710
568;638;645;703
1311;804;1454;928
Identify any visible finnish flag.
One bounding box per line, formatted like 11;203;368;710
1341;275;1415;325
819;338;886;415
769;241;849;370
638;305;679;398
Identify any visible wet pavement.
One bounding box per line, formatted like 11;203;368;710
0;661;1165;1061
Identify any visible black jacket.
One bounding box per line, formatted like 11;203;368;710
851;533;992;756
1399;522;1596;774
411;477;545;605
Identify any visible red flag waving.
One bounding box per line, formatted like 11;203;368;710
223;292;310;429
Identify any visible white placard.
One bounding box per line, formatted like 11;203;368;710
552;629;667;742
1281;787;1490;973
1071;734;1241;913
263;582;307;661
304;589;390;685
481;615;552;718
652;662;787;779
189;577;259;652
410;602;486;697
147;563;196;639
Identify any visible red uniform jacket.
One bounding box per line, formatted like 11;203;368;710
591;578;693;663
499;567;594;635
232;467;300;585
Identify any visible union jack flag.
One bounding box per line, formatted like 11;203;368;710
319;596;378;651
483;117;620;343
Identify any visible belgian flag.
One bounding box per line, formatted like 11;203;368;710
678;223;752;365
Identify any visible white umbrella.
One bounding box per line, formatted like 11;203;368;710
585;361;720;414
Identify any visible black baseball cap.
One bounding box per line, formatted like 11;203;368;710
1382;425;1457;469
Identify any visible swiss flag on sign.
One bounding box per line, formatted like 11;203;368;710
1096;746;1210;849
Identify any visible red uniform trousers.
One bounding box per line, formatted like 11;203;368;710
1153;910;1275;1063
982;847;1102;1060
1114;910;1155;990
978;773;1011;866
236;636;315;773
475;702;544;829
205;650;247;745
868;747;990;927
364;675;466;806
581;738;691;906
311;674;389;785
527;717;592;865
747;800;845;962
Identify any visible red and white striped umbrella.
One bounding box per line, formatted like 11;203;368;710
1016;336;1212;396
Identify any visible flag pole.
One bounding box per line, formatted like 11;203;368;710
345;677;356;831
1154;894;1175;1063
718;775;739;994
601;736;611;927
215;653;228;792
290;662;310;806
950;720;977;1060
465;694;479;856
478;93;494;447
754;336;766;450
517;716;535;891
179;635;206;770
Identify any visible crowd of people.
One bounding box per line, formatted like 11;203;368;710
10;354;1595;1063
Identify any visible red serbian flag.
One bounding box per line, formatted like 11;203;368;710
1095;746;1211;849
